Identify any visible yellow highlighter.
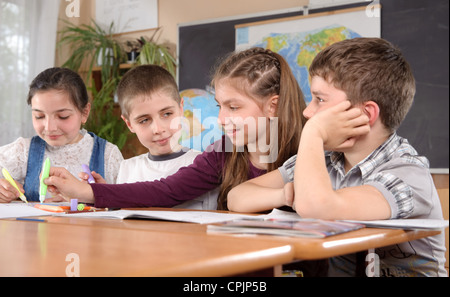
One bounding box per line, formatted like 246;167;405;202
2;168;28;203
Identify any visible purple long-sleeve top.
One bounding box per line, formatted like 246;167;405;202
91;136;267;208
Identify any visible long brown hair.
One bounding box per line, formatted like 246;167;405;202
212;47;307;210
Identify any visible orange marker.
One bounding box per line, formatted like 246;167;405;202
34;204;65;212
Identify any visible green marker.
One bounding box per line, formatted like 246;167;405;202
39;157;51;203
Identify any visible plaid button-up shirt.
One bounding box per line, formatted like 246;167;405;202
279;133;447;276
279;133;432;219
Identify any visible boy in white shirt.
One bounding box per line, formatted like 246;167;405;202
86;65;217;210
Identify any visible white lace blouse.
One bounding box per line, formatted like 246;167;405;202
0;129;123;185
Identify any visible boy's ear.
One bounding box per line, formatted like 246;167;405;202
121;115;135;133
363;101;380;126
179;97;184;114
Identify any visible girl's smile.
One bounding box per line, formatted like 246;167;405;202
215;83;269;148
31;90;89;146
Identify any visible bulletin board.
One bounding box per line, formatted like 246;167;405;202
95;0;158;34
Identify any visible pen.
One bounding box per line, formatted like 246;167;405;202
39;158;51;204
16;218;46;222
81;164;95;183
66;209;95;214
2;168;28;203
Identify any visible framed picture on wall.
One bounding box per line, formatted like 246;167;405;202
95;0;158;34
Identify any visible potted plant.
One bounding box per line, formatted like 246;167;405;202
58;20;125;87
57;20;129;150
136;29;176;77
58;20;177;155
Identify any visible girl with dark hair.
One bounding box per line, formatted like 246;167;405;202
0;67;123;202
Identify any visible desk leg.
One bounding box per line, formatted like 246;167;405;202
273;265;282;277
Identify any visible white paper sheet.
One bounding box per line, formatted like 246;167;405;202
0;202;52;219
57;209;263;224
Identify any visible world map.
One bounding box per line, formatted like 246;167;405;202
179;88;222;151
253;25;362;103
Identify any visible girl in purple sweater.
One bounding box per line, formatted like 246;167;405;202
45;47;307;210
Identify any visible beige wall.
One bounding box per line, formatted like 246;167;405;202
56;0;307;65
158;0;308;47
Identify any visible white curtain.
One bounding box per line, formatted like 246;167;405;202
0;0;60;145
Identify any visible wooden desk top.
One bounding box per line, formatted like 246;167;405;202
0;219;293;277
1;208;441;277
38;211;441;260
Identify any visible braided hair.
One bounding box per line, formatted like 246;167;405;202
212;47;307;210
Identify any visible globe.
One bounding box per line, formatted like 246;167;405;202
179;88;223;151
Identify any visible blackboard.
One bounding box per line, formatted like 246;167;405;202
178;0;449;169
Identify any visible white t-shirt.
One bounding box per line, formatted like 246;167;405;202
117;149;218;210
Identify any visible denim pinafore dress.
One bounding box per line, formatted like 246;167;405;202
23;132;106;201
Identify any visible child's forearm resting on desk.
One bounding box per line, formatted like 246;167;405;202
227;170;294;213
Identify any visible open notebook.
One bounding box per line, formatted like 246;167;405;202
207;218;365;238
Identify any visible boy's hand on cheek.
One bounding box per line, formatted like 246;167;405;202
306;101;370;150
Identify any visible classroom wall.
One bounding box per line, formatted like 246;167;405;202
159;0;308;48
56;0;307;65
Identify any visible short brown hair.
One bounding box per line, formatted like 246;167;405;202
117;65;181;119
309;38;416;131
